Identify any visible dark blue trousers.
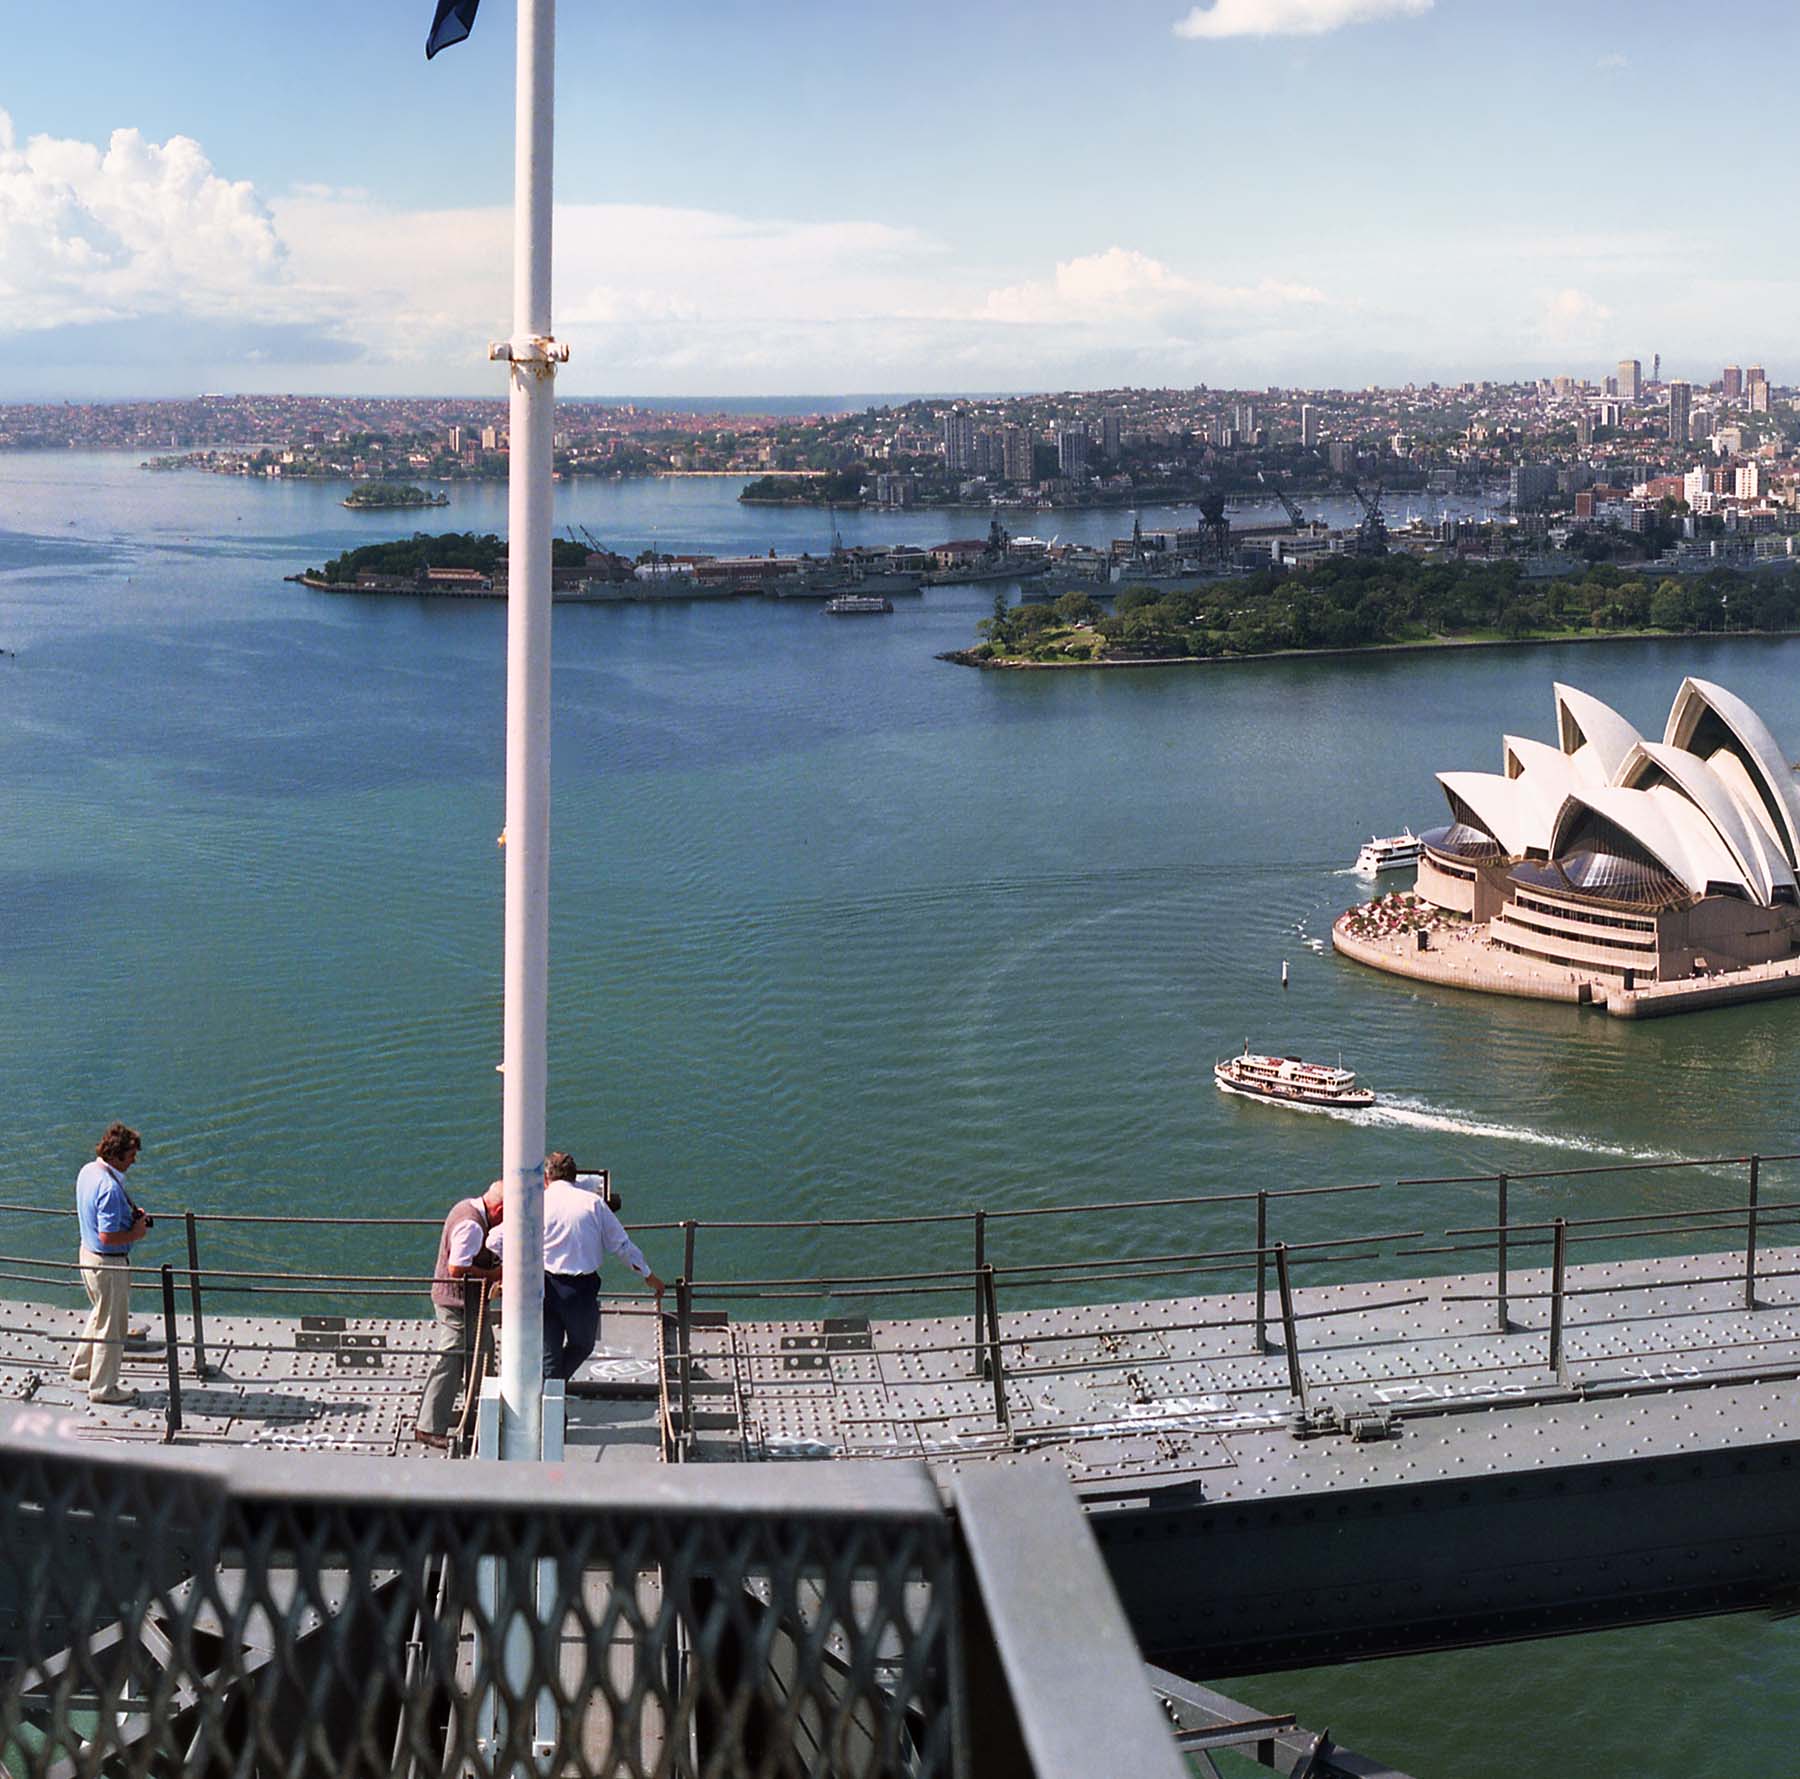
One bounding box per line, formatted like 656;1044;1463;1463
543;1271;600;1381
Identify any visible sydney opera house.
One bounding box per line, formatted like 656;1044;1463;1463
1417;678;1800;986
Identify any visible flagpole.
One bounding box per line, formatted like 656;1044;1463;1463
493;0;564;1462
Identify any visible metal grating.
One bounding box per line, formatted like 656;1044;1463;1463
0;1413;963;1779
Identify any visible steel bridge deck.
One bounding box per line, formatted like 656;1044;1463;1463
9;1242;1800;1673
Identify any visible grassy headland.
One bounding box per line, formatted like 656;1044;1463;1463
952;556;1800;668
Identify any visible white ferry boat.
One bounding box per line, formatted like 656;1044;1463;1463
823;593;893;615
1214;1046;1375;1111
1353;830;1423;876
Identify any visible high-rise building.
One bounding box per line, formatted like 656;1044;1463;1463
1722;365;1744;402
942;409;976;472
973;430;1001;477
1510;463;1557;508
1737;461;1765;501
1300;404;1317;447
1100;411;1122;461
447;425;463;454
1668;381;1691;445
1750;375;1771;414
1057;427;1090;482
1328;440;1358;475
1617;359;1642;402
1576;409;1595;449
480;426;499;451
1001;425;1034;485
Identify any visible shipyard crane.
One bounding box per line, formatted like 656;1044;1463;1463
1198;493;1230;561
564;522;610;556
1257;471;1307;531
1349;482;1389;557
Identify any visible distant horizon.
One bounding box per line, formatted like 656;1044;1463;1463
0;369;1781;416
7;2;1800;399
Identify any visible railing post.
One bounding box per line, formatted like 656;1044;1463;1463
182;1210;209;1379
1495;1173;1510;1333
1254;1190;1269;1353
972;1210;989;1378
1548;1217;1567;1374
981;1265;1007;1433
1273;1242;1306;1409
676;1277;694;1462
1745;1154;1761;1310
682;1218;697;1291
160;1263;183;1441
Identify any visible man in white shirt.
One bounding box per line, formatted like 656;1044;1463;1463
489;1153;664;1381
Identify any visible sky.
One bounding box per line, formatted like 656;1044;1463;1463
2;0;1797;400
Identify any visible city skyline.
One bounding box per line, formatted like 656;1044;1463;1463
4;0;1800;398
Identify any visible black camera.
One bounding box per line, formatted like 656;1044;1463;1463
142;1215;154;1229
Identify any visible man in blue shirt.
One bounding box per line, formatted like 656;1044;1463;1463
71;1122;151;1405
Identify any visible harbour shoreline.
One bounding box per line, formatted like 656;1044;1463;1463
941;624;1800;672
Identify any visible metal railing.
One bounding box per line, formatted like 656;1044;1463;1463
6;1153;1800;1459
0;1404;1186;1779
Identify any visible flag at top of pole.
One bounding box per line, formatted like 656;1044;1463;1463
425;0;480;57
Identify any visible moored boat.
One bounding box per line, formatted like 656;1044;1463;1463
1214;1045;1375;1110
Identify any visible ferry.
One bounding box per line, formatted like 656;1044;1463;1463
1214;1046;1375;1110
823;594;893;615
1353;830;1423;876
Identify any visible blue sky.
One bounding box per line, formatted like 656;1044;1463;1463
2;0;1796;398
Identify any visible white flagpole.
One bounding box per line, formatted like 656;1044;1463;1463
493;0;565;1462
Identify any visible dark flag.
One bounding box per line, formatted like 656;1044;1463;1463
425;0;480;58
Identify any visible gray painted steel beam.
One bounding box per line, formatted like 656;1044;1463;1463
953;1467;1188;1779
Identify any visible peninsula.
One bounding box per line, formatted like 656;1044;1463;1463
950;552;1800;669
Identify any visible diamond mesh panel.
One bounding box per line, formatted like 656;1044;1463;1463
0;1430;960;1779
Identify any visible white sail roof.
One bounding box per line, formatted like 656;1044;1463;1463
1436;678;1800;908
1664;676;1800;869
1549;785;1749;901
1438;769;1563;857
1616;741;1797;905
1553;683;1643;783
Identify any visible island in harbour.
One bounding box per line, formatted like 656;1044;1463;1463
341;481;449;511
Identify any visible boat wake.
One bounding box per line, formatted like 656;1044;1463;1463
1250;1091;1680;1161
1361;1096;1672;1157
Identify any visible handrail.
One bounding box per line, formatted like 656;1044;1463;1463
1397;1152;1800;1187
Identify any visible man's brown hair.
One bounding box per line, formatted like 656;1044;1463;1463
96;1123;142;1166
545;1151;577;1183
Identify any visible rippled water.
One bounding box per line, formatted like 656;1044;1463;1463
4;452;1799;1774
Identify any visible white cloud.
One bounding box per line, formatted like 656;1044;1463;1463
980;247;1325;325
0;116;1337;393
1597;51;1630;70
1539;287;1615;348
1174;0;1431;40
0;108;284;330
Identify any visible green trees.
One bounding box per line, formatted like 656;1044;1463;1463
1054;590;1103;626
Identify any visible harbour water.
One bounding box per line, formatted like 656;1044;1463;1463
3;450;1798;1775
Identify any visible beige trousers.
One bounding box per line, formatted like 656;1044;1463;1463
71;1250;131;1399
